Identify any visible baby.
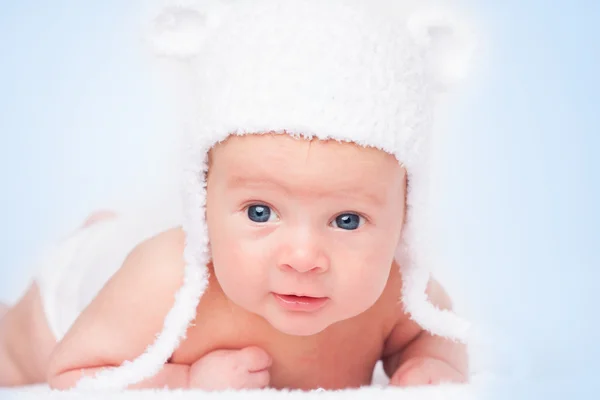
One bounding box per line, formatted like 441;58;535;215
0;0;475;391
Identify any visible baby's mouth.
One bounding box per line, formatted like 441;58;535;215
272;293;329;312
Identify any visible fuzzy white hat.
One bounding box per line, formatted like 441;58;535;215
77;0;476;390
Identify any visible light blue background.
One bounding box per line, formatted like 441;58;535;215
0;0;598;396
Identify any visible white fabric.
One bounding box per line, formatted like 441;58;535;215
0;386;481;400
76;0;477;390
1;362;501;398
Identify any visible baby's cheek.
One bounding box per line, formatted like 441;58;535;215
214;240;268;300
335;258;390;314
363;264;391;300
362;252;394;295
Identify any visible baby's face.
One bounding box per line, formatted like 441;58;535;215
206;134;406;336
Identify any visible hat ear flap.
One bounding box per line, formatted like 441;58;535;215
145;1;223;59
407;8;476;91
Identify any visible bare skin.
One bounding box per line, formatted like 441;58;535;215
1;224;466;389
0;137;467;390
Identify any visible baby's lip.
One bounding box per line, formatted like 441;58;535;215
272;293;329;312
278;292;326;298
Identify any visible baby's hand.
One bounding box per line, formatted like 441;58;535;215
188;346;272;390
389;357;467;387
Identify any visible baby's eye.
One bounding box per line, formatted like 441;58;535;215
331;213;364;230
247;205;277;223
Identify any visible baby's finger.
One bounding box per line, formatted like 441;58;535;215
238;370;270;390
390;357;466;387
237;346;272;372
390;365;431;387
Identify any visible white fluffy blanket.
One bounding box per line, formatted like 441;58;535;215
0;385;483;400
0;364;497;400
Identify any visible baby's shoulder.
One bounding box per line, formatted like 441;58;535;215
116;226;187;293
130;226;186;267
46;226;190;375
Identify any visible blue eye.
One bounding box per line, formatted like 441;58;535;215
247;205;273;223
332;213;363;230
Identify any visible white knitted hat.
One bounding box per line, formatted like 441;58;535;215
78;0;476;390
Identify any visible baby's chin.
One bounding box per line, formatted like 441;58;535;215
266;315;332;336
261;303;360;337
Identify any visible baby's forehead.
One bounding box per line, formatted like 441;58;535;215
208;134;405;199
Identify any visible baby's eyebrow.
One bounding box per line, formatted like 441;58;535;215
226;174;385;206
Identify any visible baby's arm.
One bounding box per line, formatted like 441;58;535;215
47;228;272;390
381;279;468;386
47;228;193;389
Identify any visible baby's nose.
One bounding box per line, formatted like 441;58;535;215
278;243;329;274
279;261;327;274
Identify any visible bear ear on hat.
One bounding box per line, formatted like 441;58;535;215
144;0;227;59
407;6;477;91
